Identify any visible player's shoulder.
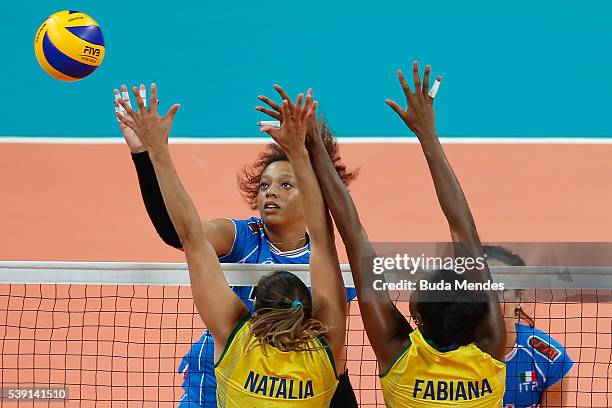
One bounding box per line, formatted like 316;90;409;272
225;217;265;239
230;217;264;234
516;323;567;363
219;217;265;263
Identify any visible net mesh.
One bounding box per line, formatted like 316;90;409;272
1;262;611;407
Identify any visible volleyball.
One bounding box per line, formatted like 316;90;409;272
34;10;105;81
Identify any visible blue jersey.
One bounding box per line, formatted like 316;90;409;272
503;323;574;408
178;217;356;407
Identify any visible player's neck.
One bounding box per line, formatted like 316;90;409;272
263;223;308;252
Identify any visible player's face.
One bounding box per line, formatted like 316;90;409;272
257;161;304;227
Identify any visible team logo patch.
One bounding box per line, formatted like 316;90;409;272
528;335;561;361
248;221;264;233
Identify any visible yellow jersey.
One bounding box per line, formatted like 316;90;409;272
214;316;339;407
380;328;506;407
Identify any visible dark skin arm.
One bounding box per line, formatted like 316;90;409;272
309;117;411;371
258;88;411;372
386;62;505;360
260;91;347;368
258;63;506;369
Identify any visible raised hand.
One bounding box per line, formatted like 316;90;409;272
114;84;148;153
386;61;442;138
115;83;180;152
259;89;317;154
256;84;297;121
257;86;320;145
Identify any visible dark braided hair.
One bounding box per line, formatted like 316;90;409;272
415;269;489;347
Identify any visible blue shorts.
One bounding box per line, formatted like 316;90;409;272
177;331;217;408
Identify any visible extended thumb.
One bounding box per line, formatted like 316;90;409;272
165;104;181;120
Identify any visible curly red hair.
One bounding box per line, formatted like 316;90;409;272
238;119;359;210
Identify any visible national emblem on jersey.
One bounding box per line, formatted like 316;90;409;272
519;370;538;386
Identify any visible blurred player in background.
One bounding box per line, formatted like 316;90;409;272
484;245;574;407
113;85;358;407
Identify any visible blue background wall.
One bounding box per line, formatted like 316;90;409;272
3;0;611;137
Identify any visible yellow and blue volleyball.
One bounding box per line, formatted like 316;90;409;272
34;10;105;81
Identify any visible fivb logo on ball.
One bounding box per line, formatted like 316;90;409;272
34;10;105;81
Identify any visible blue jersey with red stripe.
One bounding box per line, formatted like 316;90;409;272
178;217;356;407
503;323;574;408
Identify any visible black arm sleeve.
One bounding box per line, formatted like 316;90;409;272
131;151;182;249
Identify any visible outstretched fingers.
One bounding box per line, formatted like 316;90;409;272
428;76;443;99
139;84;147;109
120;85;132;108
256;105;282;120
273;84;294;111
259;125;281;144
114;89;124;121
306;100;318;120
294;93;304;119
398;70;414;106
116;109;138;132
301;93;313;122
412;61;421;93
385;99;406;119
149;83;158;114
132;86;146;113
280;100;291;124
260;87;317;130
163;103;181;123
257;94;282;114
422;65;431;95
117;98;139;122
259;125;277;134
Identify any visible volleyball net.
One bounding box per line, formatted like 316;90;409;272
0;261;610;407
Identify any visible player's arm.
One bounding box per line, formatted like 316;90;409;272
260;91;347;362
540;343;575;407
309;117;411;370
116;85;249;350
257;87;410;371
386;62;505;360
114;84;234;256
